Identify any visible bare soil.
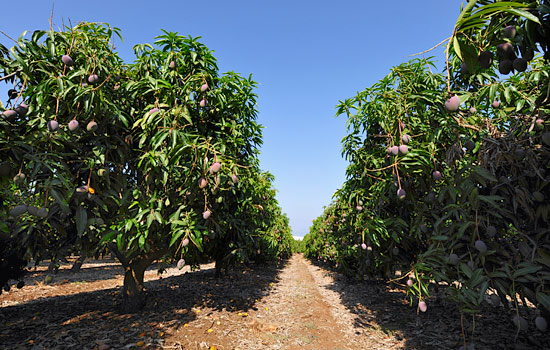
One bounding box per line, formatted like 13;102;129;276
0;254;548;349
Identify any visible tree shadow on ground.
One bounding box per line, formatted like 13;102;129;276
21;258;200;287
309;259;550;350
0;260;287;349
23;260;122;286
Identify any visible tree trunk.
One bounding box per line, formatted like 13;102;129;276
47;259;58;274
107;243;162;313
215;259;222;278
70;256;85;273
120;259;148;313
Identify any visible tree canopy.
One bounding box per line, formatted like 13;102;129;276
304;0;550;327
0;23;294;311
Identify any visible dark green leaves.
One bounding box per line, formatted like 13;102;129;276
76;205;87;236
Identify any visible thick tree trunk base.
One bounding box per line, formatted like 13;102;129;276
48;259;58;274
70;256;85;273
119;264;148;313
215;259;229;278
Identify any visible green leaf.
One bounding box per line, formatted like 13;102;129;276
453;36;463;61
513;265;542;278
460;263;473;279
457;221;473;239
169;230;185;247
515;98;525;112
474;167;498;183
504;86;511;103
537;292;550;310
76;205;87;237
99;231;117;245
192;229;204;252
50;189;70;213
116;233;124;251
489;83;498;102
504;8;540;24
536;249;550;267
48;30;56;57
153;211;163;223
455;0;479;28
488;270;508;278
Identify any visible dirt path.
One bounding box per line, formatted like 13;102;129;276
163;254;405;350
227;254;351;350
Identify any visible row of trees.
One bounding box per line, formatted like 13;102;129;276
304;0;550;336
0;23;293;312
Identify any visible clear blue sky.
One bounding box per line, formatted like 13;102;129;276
1;0;465;238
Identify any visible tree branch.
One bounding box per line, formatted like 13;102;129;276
107;242;128;266
0;70;20;82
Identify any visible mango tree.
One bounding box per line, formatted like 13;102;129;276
304;0;550;336
0;24;127;290
0;23;291;312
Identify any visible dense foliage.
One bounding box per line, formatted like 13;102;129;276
304;0;550;333
0;23;293;311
